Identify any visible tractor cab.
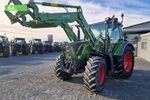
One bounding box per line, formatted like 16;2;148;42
0;36;9;57
105;17;122;44
0;36;3;43
12;38;26;45
0;36;9;47
53;42;61;52
16;38;25;45
0;36;8;43
34;39;42;45
44;41;52;52
44;41;51;46
90;15;124;53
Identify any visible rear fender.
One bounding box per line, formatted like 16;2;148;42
113;40;134;56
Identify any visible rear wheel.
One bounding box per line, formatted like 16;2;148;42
23;45;29;55
30;45;36;54
41;46;45;54
83;56;107;92
117;46;134;78
12;45;17;56
3;46;9;57
54;55;72;80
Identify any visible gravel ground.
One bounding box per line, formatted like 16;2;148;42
0;53;150;100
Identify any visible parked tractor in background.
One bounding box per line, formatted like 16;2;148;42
43;41;52;52
29;39;45;54
0;36;9;57
61;41;69;48
5;0;135;92
53;42;61;52
11;38;29;56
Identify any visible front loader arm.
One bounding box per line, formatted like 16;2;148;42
5;0;96;43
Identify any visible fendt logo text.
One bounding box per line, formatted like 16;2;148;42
5;5;27;11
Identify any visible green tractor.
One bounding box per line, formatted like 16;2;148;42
5;0;134;92
53;42;62;52
0;36;9;57
11;38;29;56
29;39;45;54
43;41;52;53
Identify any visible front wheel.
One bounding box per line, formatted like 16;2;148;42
83;56;107;92
30;45;36;54
54;55;72;80
12;45;17;56
3;46;9;57
23;45;29;55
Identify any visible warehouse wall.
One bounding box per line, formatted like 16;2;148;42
138;33;150;62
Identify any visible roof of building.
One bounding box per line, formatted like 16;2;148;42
123;21;150;34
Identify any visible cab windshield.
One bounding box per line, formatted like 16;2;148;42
0;37;3;43
16;39;25;44
108;23;121;44
90;22;105;38
45;42;50;45
90;22;121;44
35;40;41;44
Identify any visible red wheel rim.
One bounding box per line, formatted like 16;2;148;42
99;66;105;85
124;52;133;72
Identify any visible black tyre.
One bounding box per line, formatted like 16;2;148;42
30;45;36;54
12;45;17;56
41;46;45;54
54;55;72;80
3;46;9;57
49;46;52;52
117;46;134;78
83;56;107;92
37;46;41;54
23;45;29;55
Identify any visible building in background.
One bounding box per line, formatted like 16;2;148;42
137;33;150;62
123;21;150;62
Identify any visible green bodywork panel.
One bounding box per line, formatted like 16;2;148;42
112;41;123;55
71;41;91;60
2;42;8;47
0;36;9;47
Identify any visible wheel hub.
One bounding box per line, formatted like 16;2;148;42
99;66;105;85
124;52;133;72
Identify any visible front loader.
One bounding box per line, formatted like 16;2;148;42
5;0;135;92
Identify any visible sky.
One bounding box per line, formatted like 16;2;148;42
0;0;150;42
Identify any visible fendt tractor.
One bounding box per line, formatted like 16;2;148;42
29;39;45;54
11;38;29;56
0;36;9;57
5;0;135;92
43;41;52;53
